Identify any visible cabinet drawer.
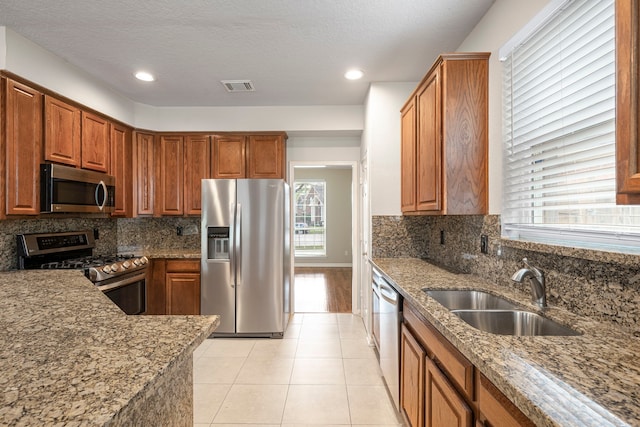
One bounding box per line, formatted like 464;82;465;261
478;374;535;427
166;259;200;273
404;304;474;399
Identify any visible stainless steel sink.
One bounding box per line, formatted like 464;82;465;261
451;310;582;336
423;289;520;310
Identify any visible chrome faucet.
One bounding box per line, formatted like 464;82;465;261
511;258;546;308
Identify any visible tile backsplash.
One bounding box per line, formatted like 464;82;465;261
0;217;117;271
373;214;640;336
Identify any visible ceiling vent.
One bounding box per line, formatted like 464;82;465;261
221;80;255;92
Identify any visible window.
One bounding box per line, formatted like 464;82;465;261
293;180;326;256
501;0;640;253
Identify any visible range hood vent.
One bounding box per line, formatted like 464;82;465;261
221;80;255;92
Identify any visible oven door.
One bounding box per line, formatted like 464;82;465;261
97;271;147;315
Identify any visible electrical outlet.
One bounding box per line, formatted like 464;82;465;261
176;226;183;236
440;230;445;245
480;234;488;254
93;228;99;240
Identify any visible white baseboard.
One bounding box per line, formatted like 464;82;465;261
294;262;353;268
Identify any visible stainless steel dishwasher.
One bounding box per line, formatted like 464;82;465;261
372;266;402;410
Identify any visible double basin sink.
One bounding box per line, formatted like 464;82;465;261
423;289;581;336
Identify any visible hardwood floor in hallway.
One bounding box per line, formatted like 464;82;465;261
294;267;352;313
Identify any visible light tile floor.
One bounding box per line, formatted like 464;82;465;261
193;312;403;427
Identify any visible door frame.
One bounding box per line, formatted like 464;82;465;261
289;160;360;314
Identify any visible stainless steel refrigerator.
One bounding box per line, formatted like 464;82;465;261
201;179;291;337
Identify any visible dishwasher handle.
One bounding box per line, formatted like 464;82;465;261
379;282;399;305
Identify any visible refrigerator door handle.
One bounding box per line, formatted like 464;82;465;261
235;202;242;287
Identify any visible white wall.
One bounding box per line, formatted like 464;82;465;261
3;28;136;124
287;136;361;164
0;27;365;137
456;0;552;214
363;82;416;216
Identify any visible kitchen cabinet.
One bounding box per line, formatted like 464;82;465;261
616;0;640;204
147;259;200;315
212;135;245;178
401;301;535;427
4;77;43;216
44;95;81;167
135;131;155;216
212;133;287;179
477;373;535;427
402;303;474;427
184;135;211;215
81;111;110;173
156;135;184;216
400;99;417;212
401;323;425;427
425;357;472;427
401;53;489;215
110;123;133;217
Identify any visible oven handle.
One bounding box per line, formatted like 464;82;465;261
97;271;147;292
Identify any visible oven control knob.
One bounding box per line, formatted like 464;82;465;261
122;260;132;269
102;265;112;274
111;263;119;272
132;258;141;266
140;256;149;265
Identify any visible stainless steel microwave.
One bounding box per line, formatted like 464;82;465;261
41;163;115;213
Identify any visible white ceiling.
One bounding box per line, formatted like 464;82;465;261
0;0;494;107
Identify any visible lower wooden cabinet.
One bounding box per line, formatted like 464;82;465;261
425;357;472;427
147;259;201;315
401;302;534;427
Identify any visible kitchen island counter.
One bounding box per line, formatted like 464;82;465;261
0;270;219;426
372;257;640;427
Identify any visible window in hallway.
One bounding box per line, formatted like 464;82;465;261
293;180;326;257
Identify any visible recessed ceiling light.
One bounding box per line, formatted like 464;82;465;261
135;71;155;82
344;69;364;80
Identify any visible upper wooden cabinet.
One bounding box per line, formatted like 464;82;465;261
401;53;489;215
81;111;110;173
616;0;640;204
184;135;211;216
212;133;286;179
156;135;184;216
212;135;245;178
247;134;286;178
4;78;43;216
135;131;155;216
44;95;81;167
110;123;132;217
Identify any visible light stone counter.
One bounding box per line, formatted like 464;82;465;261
372;258;639;427
0;270;219;426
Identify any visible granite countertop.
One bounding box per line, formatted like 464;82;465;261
372;258;639;427
0;270;219;426
117;247;201;259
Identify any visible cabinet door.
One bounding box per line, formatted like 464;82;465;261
5;78;43;216
135;132;155;216
478;374;535;427
401;99;417;212
616;0;640;203
212;135;246;178
401;324;425;427
146;259;166;315
166;272;201;315
416;70;442;212
425;357;472;427
184;135;210;215
247;134;285;178
110;123;132;217
44;95;81;167
81;111;110;172
157;135;184;216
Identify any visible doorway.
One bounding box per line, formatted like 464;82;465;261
289;161;359;314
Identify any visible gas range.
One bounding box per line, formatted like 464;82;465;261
16;230;148;283
17;230;149;315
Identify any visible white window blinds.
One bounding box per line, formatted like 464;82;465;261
502;0;640;253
